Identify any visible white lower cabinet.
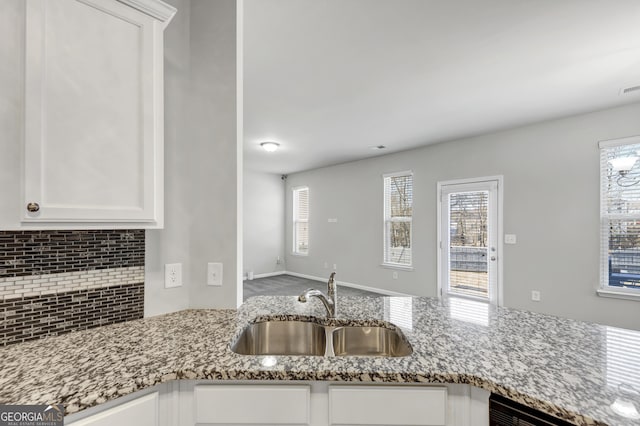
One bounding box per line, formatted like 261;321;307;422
194;384;310;425
63;381;489;426
329;385;447;426
66;391;159;426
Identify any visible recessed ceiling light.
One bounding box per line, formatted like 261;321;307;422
371;145;386;150
260;141;280;152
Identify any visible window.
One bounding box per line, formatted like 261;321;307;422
599;136;640;300
293;186;309;255
383;171;413;267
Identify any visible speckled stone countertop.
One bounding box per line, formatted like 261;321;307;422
0;296;639;425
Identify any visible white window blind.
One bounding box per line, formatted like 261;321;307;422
600;137;640;295
293;187;309;255
383;172;413;266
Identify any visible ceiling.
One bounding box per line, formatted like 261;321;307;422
243;0;640;174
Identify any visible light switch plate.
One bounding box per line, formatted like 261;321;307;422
207;262;223;286
165;263;182;288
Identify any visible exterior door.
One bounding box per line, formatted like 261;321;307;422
438;177;502;305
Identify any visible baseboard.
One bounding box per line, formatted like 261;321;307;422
249;271;286;280
284;271;411;297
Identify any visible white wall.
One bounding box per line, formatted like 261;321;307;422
285;102;640;330
147;0;241;314
243;170;285;277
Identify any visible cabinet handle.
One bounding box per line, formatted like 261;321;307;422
27;202;40;212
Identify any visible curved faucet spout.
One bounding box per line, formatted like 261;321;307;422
298;288;324;303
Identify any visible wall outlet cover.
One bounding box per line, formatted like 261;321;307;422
505;234;517;244
165;263;182;288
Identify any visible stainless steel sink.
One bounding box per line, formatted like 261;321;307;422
332;326;412;357
231;320;412;357
231;320;326;356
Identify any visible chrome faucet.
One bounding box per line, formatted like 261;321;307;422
298;272;337;318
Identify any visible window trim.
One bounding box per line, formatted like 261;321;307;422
380;263;414;272
598;135;640;300
382;170;413;268
596;288;640;301
292;186;309;256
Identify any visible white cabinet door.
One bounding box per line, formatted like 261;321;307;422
67;392;158;426
194;384;311;425
23;0;170;226
329;385;447;426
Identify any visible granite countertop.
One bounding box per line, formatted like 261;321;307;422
0;295;639;426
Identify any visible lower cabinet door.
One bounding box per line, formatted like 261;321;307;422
66;392;158;426
194;384;311;425
329;385;447;426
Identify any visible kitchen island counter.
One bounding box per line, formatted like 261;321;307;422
0;295;638;426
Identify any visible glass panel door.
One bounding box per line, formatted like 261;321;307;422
439;179;499;304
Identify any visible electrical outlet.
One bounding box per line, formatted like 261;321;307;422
323;262;328;269
333;264;337;270
164;263;182;288
505;234;517;244
392;271;398;279
207;262;223;286
531;290;541;302
276;256;282;265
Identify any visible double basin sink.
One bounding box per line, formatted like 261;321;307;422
231;319;412;357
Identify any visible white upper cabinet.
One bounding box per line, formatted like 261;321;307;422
22;0;175;228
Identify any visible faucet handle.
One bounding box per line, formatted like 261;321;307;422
327;272;337;297
328;272;336;286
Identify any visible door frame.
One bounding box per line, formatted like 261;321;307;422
436;175;504;306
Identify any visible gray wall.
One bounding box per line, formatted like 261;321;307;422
286;102;640;330
243;170;285;277
144;0;192;316
147;0;242;314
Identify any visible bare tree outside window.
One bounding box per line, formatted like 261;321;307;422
448;191;489;297
449;192;488;248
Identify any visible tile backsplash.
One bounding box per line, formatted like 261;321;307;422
0;230;145;346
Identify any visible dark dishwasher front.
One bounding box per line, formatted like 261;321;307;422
489;394;576;426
